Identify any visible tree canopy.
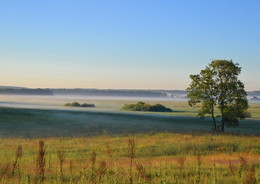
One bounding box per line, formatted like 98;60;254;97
187;60;249;131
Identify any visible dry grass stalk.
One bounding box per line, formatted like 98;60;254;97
89;151;97;183
97;161;107;182
135;162;151;183
105;143;112;158
36;140;46;181
228;160;236;176
105;143;114;170
128;139;136;160
57;150;65;178
196;154;201;167
91;151;97;169
177;157;186;173
245;166;256;184
11;145;23;176
195;154;202;184
69;160;73;177
90;161;108;184
128;139;136;184
239;156;248;171
0;163;12;179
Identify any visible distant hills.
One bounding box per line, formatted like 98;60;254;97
0;86;259;98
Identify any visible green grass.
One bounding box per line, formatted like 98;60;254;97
0;106;260;138
0;133;259;183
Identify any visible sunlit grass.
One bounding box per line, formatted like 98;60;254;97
0;133;259;183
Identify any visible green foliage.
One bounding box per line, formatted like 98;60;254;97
65;102;95;108
122;101;173;112
187;60;249;131
65;102;81;107
122;101;151;111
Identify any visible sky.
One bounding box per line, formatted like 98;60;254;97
0;0;260;90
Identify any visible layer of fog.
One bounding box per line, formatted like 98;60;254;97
0;94;186;111
0;94;259;111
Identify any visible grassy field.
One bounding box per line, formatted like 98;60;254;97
0;133;259;183
0;99;260;183
0;106;260;137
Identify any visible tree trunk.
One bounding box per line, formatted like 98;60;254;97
219;79;225;132
221;118;225;131
220;104;225;132
211;107;217;131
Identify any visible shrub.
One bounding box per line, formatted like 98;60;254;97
81;103;95;107
70;102;81;107
65;102;95;108
148;104;172;112
122;101;173;112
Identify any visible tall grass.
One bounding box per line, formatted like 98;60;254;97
36;140;45;181
57;150;65;181
11;145;22;176
128;139;136;184
0;133;259;183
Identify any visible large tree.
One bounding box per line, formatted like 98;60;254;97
187;60;249;132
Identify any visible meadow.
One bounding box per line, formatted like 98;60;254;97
0;96;260;183
0;133;259;183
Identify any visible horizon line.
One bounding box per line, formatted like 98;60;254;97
1;85;260;92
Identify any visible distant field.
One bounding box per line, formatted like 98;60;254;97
1;95;260;118
0;106;260;138
0;95;195;114
0;95;260;137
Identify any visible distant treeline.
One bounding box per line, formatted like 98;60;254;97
0;87;186;97
52;89;259;98
1;86;259;97
52;88;186;97
0;88;53;96
248;91;260;96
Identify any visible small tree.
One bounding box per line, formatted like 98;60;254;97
187;60;249;132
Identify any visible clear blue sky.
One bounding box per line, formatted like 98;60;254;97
0;0;260;90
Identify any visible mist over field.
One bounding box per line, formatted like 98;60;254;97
0;95;183;110
1;92;260;138
0;87;188;111
0;91;259;111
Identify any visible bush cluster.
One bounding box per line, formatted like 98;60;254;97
122;101;172;112
64;102;95;107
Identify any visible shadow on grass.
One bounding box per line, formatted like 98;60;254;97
0;107;259;138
